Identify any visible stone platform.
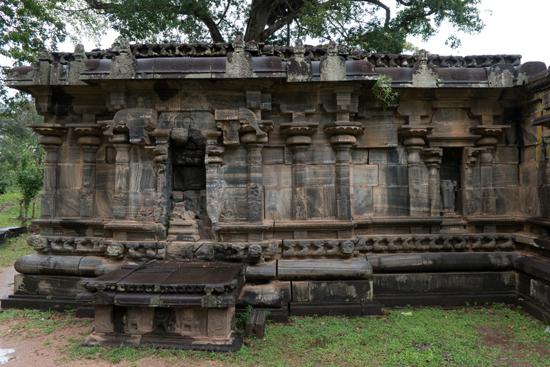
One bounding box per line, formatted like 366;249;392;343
77;263;244;351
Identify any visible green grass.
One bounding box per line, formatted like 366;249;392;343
0;305;548;366
54;305;550;366
0;309;79;338
0;188;40;266
0;234;34;267
0;187;41;228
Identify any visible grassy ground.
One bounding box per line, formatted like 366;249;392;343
0;234;34;267
0;187;41;228
1;304;549;366
0;188;38;266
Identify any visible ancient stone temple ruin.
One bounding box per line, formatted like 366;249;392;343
4;36;550;350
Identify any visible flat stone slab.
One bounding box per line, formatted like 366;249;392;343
78;262;244;351
0;227;26;245
79;262;244;305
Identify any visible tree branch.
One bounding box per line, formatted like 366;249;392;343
197;12;225;42
216;0;232;26
85;0;225;42
84;0;111;11
392;9;438;32
351;0;390;28
257;9;300;41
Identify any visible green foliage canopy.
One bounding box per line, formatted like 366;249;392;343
0;0;484;55
0;101;44;187
75;0;484;52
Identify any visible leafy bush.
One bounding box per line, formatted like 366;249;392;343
16;167;42;226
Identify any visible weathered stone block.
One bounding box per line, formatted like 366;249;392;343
351;165;378;187
263;165;292;187
353;186;373;217
373;186;409;216
369;148;402;165
265;188;292;221
493;165;518;187
56;190;81;217
278;257;372;281
379;165;408;187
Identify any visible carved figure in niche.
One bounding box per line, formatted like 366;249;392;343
441;180;458;215
175;309;201;337
125;308;154;334
94;306;114;333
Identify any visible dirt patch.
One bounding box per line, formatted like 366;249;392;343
0;316;228;367
476;326;541;367
477;326;513;347
0;324;114;367
535;343;550;355
0;265;18;299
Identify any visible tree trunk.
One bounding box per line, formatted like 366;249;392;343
19;201;23;227
245;0;271;42
24;201;29;227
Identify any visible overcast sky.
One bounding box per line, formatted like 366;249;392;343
2;0;550;67
407;0;550;65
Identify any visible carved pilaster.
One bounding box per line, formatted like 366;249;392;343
148;130;170;224
422;148;443;217
470;125;510;215
29;124;66;218
113;138;131;221
399;124;434;216
325;123;363;220
70;124;102;218
205;131;225;240
462;147;485;216
281;121;318;221
241;134;268;223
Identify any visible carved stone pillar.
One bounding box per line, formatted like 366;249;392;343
242;134;268;223
72;124;102;218
462;147;484;216
422;148;443;217
399;125;434;216
205;131;225;240
112;136;131;220
471;125;510;215
281;122;318;221
30;124;66;218
324;123;363;220
148;130;170;224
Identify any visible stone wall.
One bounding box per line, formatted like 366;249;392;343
4;38;550;323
